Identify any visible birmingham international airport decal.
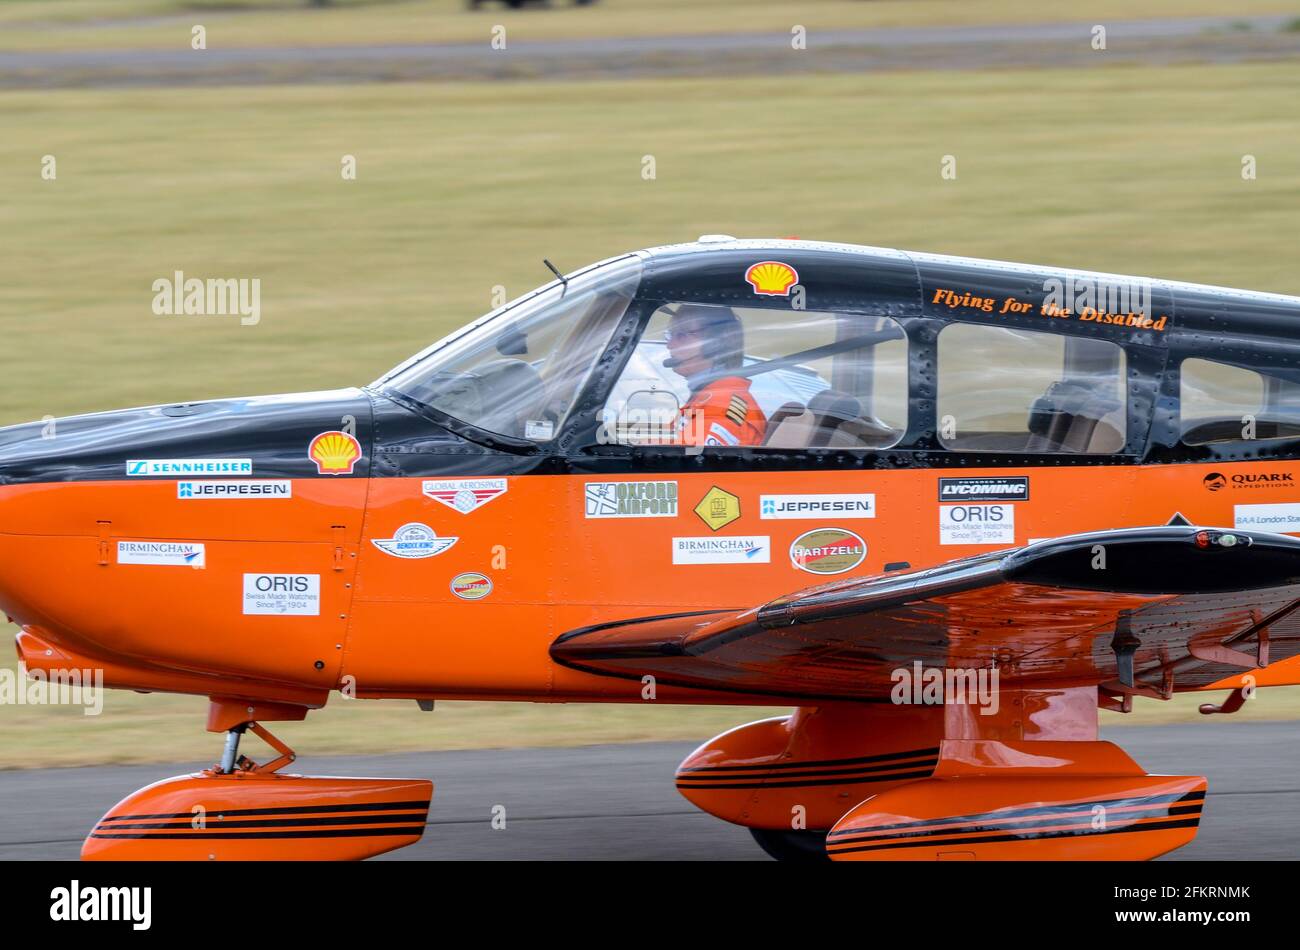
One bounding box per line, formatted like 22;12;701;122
117;541;206;568
672;536;770;565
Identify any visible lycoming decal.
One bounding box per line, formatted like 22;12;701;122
126;459;252;477
177;480;291;498
117;541;206;568
371;523;457;559
938;477;1029;502
423;478;507;514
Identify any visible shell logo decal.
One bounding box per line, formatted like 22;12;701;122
308;430;362;475
744;260;799;297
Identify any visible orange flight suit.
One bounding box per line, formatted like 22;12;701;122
674;376;766;447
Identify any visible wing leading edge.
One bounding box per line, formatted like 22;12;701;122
550;527;1300;701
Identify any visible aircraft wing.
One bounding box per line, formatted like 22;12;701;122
550;526;1300;701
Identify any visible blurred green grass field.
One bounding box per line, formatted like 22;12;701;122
2;63;1297;425
2;60;1299;766
3;0;1298;51
3;656;1298;768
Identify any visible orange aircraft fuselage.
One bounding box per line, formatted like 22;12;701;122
5;239;1299;860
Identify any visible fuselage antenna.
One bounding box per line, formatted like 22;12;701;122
543;259;568;291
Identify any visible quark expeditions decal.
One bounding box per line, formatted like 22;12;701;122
308;430;362;475
450;572;493;600
372;523;458;559
585;481;679;518
789;528;867;575
127;459;252;477
744;261;799;297
1205;470;1296;493
423;478;508;514
243;573;320;615
117;541;205;567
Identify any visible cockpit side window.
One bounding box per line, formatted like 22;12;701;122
937;323;1128;454
600;303;907;450
376;258;640;441
1179;357;1300;445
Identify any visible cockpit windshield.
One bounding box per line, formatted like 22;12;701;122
374;256;642;441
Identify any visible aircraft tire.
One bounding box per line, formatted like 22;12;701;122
748;828;832;863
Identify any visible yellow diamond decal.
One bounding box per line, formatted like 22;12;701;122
693;486;741;532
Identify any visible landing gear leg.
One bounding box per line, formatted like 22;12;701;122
214;721;297;775
218;725;245;773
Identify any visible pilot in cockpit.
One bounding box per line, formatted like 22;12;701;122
664;304;767;447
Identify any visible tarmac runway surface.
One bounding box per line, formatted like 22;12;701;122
3;15;1298;87
0;720;1296;860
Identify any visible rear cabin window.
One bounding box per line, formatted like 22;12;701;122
1180;357;1300;445
600;305;908;450
937;323;1127;453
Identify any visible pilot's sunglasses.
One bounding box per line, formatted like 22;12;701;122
664;324;707;342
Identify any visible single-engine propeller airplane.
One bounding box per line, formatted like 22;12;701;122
6;236;1300;861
